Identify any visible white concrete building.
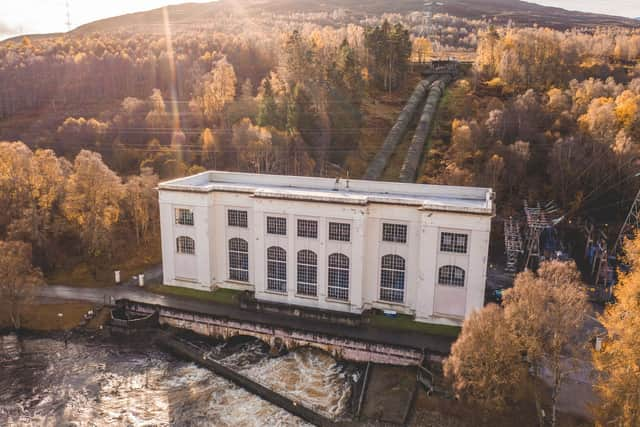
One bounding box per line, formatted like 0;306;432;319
158;171;494;326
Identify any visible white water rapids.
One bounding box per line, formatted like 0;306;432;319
0;333;359;426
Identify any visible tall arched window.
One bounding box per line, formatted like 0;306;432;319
328;253;349;301
297;250;318;296
228;238;249;282
438;265;465;287
380;255;405;303
267;246;287;293
176;236;195;255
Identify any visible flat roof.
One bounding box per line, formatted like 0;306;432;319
159;171;494;215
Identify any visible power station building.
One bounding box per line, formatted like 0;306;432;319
158;171;494;326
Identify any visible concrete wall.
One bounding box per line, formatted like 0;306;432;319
159;189;491;326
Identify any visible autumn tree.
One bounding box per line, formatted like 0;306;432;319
0;241;44;329
145;89;171;136
444;304;528;413
200;128;222;168
411;37;433;63
8;149;68;264
594;237;640;426
0;143;69;266
194;57;237;124
63;150;125;271
123;167;159;245
503;261;589;427
232;118;274;172
446;261;588;427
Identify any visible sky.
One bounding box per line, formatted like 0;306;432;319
0;0;638;41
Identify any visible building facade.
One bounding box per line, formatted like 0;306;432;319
158;171;494;326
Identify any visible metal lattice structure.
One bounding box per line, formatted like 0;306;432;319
523;201;563;269
613;187;640;256
65;1;72;32
422;2;444;39
503;217;523;274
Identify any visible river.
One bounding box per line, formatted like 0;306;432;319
0;333;359;426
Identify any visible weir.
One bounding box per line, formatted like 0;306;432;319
157;334;339;427
118;299;430;366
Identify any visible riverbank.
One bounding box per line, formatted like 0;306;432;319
0;300;93;332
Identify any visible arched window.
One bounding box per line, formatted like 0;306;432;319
228;238;249;282
267;246;287;293
380;255;405;303
328;253;349;301
438;265;465;287
176;236;195;255
297;250;318;296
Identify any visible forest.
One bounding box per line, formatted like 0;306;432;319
1;9;639;280
0;3;638;273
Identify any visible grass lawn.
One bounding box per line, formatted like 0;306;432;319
368;312;461;338
0;302;93;331
150;285;241;306
47;243;161;288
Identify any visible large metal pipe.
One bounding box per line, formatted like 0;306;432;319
363;76;437;180
398;75;452;183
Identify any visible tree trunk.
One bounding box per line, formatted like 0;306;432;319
10;304;21;330
531;367;545;427
550;355;562;427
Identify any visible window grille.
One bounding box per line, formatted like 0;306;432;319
175;209;194;226
379;254;405;303
176;236;195;255
438;265;465;287
328;222;350;242
297;250;318;296
228;209;248;228
328;253;349;301
297;219;318;239
382;223;407;243
267;216;287;236
228;238;249;282
440;232;468;254
267;246;287;292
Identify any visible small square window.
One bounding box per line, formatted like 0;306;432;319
176;236;195;255
382;223;407;243
297;219;318;239
440;232;468;254
175;208;194;226
267;216;287;235
329;222;350;242
228;210;248;228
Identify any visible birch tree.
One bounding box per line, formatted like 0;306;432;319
63;150;125;268
503;261;588;427
594;238;640;426
123;167;159;245
444;304;528;412
446;261;588;427
0;241;43;329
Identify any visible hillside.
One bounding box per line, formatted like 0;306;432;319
65;0;638;36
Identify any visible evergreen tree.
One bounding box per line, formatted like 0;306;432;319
257;78;279;128
365;20;411;92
